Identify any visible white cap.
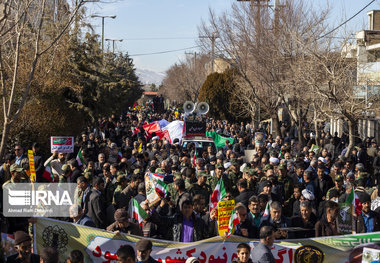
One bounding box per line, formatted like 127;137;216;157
240;163;247;173
302;189;315;201
224;162;231;169
269;157;279;164
318;157;327;164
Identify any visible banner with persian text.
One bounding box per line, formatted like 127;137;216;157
34;217;380;263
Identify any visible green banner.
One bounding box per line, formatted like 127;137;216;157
206;131;234;150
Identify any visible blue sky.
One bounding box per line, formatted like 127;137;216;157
86;0;379;73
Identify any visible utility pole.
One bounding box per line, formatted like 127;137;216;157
185;51;197;68
211;33;217;72
105;38;123;53
237;0;285;34
90;15;116;53
199;33;218;73
273;0;285;34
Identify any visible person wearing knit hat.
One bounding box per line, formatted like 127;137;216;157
7;231;40;263
106;208;143;236
356;192;380;233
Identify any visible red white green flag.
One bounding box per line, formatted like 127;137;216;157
131;198;148;227
346;187;362;216
42;162;54;182
76;148;85;166
155;180;169;198
263;202;271;217
209;178;227;211
226;208;240;238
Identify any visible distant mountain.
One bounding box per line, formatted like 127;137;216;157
136;68;166;85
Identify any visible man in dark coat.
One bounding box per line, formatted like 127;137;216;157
6;231;40;263
76;176;92;214
291;201;317;238
315;200;339;237
356;193;380;233
152;199;207;242
251;226;276;263
69;159;83;184
119;174;141;210
233;203;259;238
86;177;107;229
235;179;255;209
314;164;333;203
260;201;291;239
357;144;370;170
32;143;46;182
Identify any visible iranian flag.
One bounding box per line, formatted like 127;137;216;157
192;152;196;167
118;152;123;161
150;173;164;181
226;208;240;238
131;198;148;227
346;188;362;216
263;202;270;217
76;148;85;166
209;178;227;211
42;162;54;182
155;180;169;198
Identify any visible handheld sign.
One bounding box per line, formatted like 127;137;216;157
218;200;235;236
28;150;36;182
50;137;74;153
254;132;265;147
144;173;162;206
337;203;354;235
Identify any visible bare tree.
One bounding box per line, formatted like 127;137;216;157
0;0;87;159
303;48;379;156
160;53;209;103
198;1;330;138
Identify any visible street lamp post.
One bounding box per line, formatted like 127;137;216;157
105;38;123;53
90;15;116;53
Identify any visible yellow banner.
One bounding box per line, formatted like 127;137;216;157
34;217;380;263
28;150;36;182
218;200;235;236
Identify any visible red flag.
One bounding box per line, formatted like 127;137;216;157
143;122;161;135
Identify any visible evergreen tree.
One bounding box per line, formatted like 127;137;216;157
198;69;246;122
102;52;143;115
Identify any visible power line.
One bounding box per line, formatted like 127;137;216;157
317;0;376;40
124;37;196;40
129;45;201;57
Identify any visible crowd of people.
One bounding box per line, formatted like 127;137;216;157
0;105;380;262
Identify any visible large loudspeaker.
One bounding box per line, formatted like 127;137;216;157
183;101;195;114
196;102;209;115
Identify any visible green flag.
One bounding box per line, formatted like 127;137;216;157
206;131;234;150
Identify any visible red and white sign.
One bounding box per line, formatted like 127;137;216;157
50;136;74;153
